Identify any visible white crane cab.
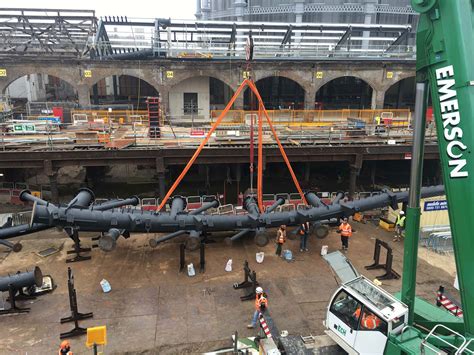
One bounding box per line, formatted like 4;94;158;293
324;276;409;355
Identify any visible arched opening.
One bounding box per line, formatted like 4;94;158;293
384;77;416;111
169;76;234;122
91;75;158;109
244;76;305;110
4;74;78;120
315;76;373;110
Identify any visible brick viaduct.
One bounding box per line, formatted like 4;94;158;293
0;58;416;110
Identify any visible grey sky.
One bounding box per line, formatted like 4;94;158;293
8;0;196;20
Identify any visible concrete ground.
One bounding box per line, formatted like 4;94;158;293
0;221;457;354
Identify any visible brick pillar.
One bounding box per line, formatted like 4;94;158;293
371;89;385;109
77;84;91;107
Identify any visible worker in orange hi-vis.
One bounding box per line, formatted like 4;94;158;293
59;340;73;355
275;225;286;257
361;311;382;330
337;217;353;252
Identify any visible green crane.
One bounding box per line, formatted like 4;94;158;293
324;1;474;353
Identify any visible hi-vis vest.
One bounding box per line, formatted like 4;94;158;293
339;223;352;237
277;230;285;244
362;314;381;330
396;215;406;227
255;294;268;311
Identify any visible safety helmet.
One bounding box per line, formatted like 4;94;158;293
256;286;263;294
400;211;405;215
60;340;70;350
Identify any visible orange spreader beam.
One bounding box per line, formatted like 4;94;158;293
157;78;307;212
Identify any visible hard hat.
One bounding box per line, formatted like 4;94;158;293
256;286;263;294
60;340;70;350
400;211;405;215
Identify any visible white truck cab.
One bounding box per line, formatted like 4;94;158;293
325;276;408;355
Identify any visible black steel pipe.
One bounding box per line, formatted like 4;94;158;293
170;196;186;219
98;228;121;252
265;197;285;213
94;196;140;211
331;191;345;204
148;200;220;248
19;190;49;206
0;267;42;292
0;239;22;252
149;230;187;248
30;186;445;235
243;196;260;215
305;192;323;207
228;229;251;243
190;199;219;214
67;188;95;209
0;223;50;240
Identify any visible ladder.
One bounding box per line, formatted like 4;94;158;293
147;96;160;138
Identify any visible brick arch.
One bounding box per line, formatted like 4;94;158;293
243;75;307;110
252;72;311;94
0;67;80;95
383;75;416;110
314;73;376;95
314;75;374;109
168;73;236;92
87;68;161;94
382;74;416;93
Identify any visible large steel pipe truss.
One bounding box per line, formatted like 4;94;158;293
20;185;444;251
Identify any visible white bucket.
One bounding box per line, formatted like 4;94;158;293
187;263;196;277
320;245;328;256
256;252;265;263
225;259;233;272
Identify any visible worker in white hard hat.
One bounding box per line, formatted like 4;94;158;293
394;210;406;242
247;286;268;329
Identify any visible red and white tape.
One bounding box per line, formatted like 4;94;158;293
259;316;272;338
437;291;463;317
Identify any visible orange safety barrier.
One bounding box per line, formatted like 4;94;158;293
210;108;412;126
157;79;308;212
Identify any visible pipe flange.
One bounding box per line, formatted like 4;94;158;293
411;0;437;13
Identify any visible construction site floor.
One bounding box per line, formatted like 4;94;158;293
0;221;457;354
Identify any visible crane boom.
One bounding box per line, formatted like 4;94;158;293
412;0;474;337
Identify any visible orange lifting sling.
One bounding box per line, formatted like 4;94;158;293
157;79;308;212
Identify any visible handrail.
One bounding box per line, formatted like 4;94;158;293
421;324;467;354
457;338;474;354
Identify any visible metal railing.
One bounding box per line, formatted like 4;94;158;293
208;4;417;19
70;109;152;126
421;324;467;354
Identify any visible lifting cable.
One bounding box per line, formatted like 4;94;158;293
157;78;308;212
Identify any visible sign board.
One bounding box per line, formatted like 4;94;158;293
83;70;92;78
404;153;412;160
86;326;107;347
242;71;250;79
386;71;394;79
423;200;448;212
315;71;323;79
13;123;36;133
166;71;174;78
0;69;6;77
